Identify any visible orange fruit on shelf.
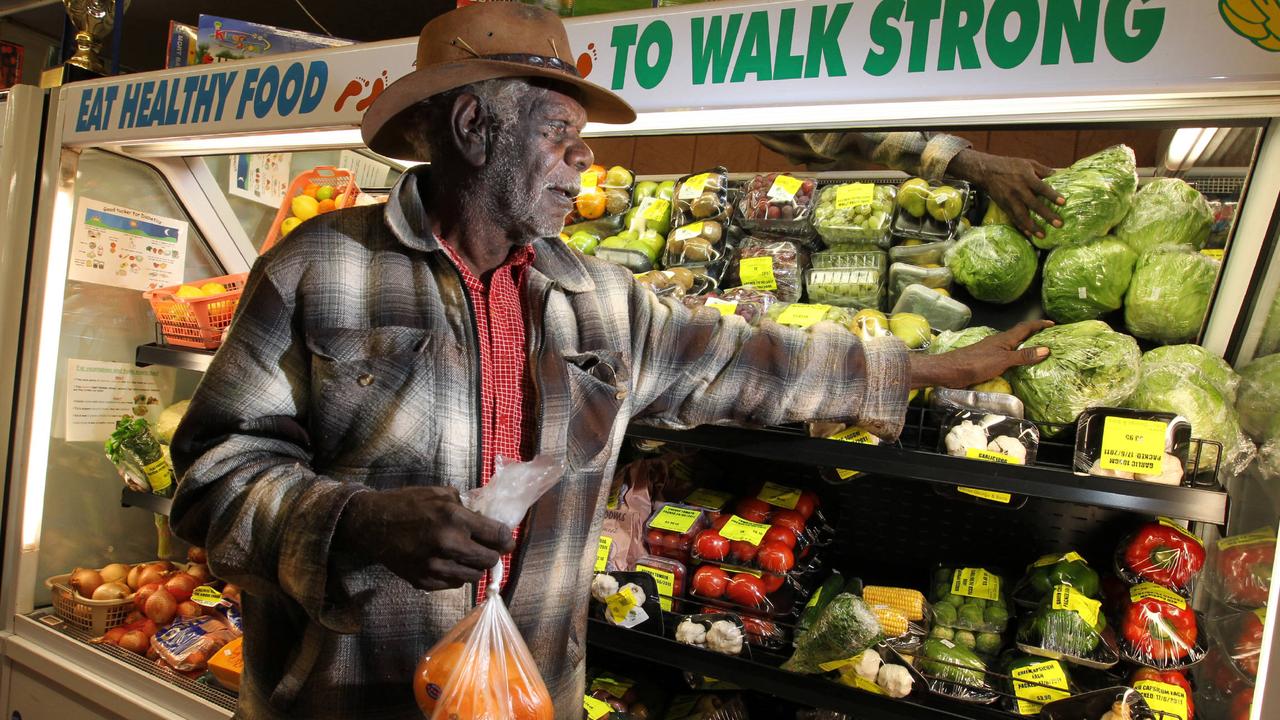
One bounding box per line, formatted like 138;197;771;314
576;188;607;220
302;183;320;198
317;199;337;214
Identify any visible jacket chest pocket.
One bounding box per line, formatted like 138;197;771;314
306;326;436;468
563;350;630;469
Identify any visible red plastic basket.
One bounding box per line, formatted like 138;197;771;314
143;273;250;350
260;166;360;253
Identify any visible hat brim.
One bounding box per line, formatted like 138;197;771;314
361;59;636;161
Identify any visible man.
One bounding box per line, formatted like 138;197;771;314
171;5;1050;719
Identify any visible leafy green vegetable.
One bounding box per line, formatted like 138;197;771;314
1035;145;1138;249
1007;321;1141;432
1018;590;1106;657
944;225;1038;304
1114;178;1213;255
1041;236;1137;323
1236;354;1280;445
782;593;883;674
921;638;987;688
1124;245;1220;345
928;326;997;355
1129;362;1254;474
1143;345;1240;404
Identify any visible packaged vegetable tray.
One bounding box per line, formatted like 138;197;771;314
765;302;855;331
687;564;797;618
738;173;818;240
597;229;667;273
672;167;730;228
929;387;1025;419
1206;608;1265;682
683;286;778;326
805;267;886;310
912;637;999;703
1016;584;1120;669
889;238;952;266
1038;687;1159;720
726;237;807;302
567;164;634;226
888;263;953;307
831;644;923;699
863;585;931;653
584;670;666;720
782;593;885;673
939;409;1040;467
891;283;971;331
1074;408;1192;486
892;178;972;242
1001;653;1075;717
928;566;1012;651
643;503;709;564
1118;583;1207;670
1014;551;1101;608
633;554;686;613
664;219;731;268
673;613;749;656
1114;519;1205;597
590;571;664;634
1129;668;1195;720
1206;528;1275;608
812;182;896;248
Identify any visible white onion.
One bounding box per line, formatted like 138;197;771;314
99;563;130;584
91;581;131;601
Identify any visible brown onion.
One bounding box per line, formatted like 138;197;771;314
176;601;201;619
221;583;241;604
91;581;131;601
99;563;130;585
144;588;177;625
187;547;208;564
163;573;199;603
134;582;162;612
101;626;127;645
126;564;143;590
135;566;167;589
118;630;149;654
69;568;103;599
185;564;211;583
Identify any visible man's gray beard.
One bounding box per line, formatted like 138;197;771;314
473;128;564;242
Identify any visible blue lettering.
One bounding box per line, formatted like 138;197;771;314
191;75;217;123
213;71;237;122
299;61;327;114
102;86;118;129
180;76;200;124
118;83;142;129
254;65;280;119
137;81;157;128
148;79;170;127
277;62;305;115
164;79;180;125
236;68;260;120
76;90;94;133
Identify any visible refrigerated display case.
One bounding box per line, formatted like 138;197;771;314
3;2;1280;718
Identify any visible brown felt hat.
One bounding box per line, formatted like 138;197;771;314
361;2;636;161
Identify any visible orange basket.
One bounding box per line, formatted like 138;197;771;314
143;273;250;350
46;571;138;636
260;166;361;253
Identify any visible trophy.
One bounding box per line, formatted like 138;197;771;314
42;0;129;86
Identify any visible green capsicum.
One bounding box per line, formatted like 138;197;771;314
1018;585;1106;658
1026;552;1100;598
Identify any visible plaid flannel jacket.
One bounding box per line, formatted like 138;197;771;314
169;167;909;720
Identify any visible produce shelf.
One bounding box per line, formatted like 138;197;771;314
121;487;173;516
625;419;1229;525
135;342;216;372
586;619;1007;720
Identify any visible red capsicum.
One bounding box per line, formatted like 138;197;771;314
1132;668;1194;720
1218;540;1274;607
1123;522;1205;589
1123;596;1198;662
1234;611;1263;678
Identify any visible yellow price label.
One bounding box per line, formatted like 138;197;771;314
830;426;878;480
1201;248;1224;260
1010;660;1070;715
835;183;876;209
583;695;611;719
1218;530;1276;550
966;447;1023;465
684;488;733;510
1133;681;1189;720
606;486;622;510
1051;585;1101;627
673;222;704;241
951;568;1001;601
642;197;670;222
757;481;801;509
739;256;777;291
1158;517;1203;546
719;515;770;545
847;673;887;695
635;564;675;598
190;585;224;608
1100;416;1167;474
595;536;612;572
606;588;638;624
1033;551;1085;568
1255;607;1267;625
678;172;713;200
767;174;804;202
1129;582;1187;610
649;505;701;533
958;487;1012;503
590;675;635;698
142;458;173;493
703;298;738;316
818;655;861;672
775;303;833;328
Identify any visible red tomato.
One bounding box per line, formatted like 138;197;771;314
735;498;772;523
793;491;819;520
761;573;786;593
645;528;669;550
771;510;807;536
726;574;767;608
691;566;729;598
711;514;731;531
693;530;730;561
756;542;795;574
730;541;759;564
762;525;797;550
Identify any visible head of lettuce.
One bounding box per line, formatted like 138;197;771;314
1035;145;1138;250
1124;245;1220;346
1114;178;1213;256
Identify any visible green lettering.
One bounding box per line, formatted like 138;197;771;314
864;0;906;77
805;2;851;78
1043;0;1099;65
986;0;1040;70
635;21;672;90
905;0;942;73
1104;0;1164;63
939;0;983;71
610;25;638;90
732;11;773;82
691;14;742;85
773;8;805;80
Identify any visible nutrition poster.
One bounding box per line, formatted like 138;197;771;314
229;152;291;207
339;149;390;190
68;198;189;292
65;359;172;442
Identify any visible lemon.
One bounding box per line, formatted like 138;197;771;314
315;185;335;202
200;282;227;295
933;287;951;297
291;195;320;221
971;377;1013;395
175;285;204;299
281;216;303;237
901;238;925;247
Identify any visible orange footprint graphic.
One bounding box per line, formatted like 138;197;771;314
576;43;597;77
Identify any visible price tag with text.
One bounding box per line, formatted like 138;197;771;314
966;447;1023;465
719;515;770;545
767;174;804;202
951;568;1001;601
830;426;879;480
958;487;1012;503
1134;681;1189;720
1100;416;1167;474
739;256;777;291
678;173;713;200
835;183;875;208
1010;660;1070;715
775;303;832;328
703;298;738;316
757;481;801;509
595;536;612;572
649;505;701;533
1051;585;1101;626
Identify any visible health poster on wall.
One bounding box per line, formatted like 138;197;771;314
65;359;173;442
68;198;188;292
229;152;292;207
338;149;390;190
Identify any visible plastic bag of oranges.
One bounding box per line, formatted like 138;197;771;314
413;455;565;720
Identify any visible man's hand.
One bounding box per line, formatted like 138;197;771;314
950;149;1066;240
336;486;516;591
909;320;1054;389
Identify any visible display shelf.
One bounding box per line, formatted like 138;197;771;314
625;421;1230;525
135;343;216;372
586;619;1007;720
121;487;173;516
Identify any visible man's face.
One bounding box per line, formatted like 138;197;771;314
478;85;592;241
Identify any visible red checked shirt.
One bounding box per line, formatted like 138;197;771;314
439;239;535;601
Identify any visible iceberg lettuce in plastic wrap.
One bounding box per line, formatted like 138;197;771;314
944;225;1038;304
1041;236;1137;323
1128;361;1254;475
1114;178;1213;255
1143;345;1240;404
1035;145;1138;250
927;326;998;355
1124;245;1220;345
1236;354;1280;446
1007;321;1141;433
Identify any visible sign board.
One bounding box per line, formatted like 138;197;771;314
62;0;1280;146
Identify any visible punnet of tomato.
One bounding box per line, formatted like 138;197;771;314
642;503;709;565
687;564;801;618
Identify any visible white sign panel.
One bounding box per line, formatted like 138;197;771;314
61;1;1280;145
68;198;189;291
65;359;172;442
228;152;292;207
338;149;391;189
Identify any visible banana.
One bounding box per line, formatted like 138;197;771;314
1224;0;1268;24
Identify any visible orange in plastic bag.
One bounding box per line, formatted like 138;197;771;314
412;455;564;720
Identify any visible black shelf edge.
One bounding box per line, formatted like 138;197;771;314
626;424;1229;525
136;343;216;372
121;488;173;516
586;620;1006;720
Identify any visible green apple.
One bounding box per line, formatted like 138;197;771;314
605;165;634;188
898;178;931;218
656;180;676;201
633;180;658;204
927;185;963;222
852;309;889;340
889;312;932;349
567;230;599;255
637;229;666;258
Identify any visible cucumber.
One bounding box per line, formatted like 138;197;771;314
795;572;845;638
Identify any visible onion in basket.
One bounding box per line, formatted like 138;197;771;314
70;568;104;599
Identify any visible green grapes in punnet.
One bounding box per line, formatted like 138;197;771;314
1114;178;1213;255
1124;245;1220;345
928;326;998;355
1035;145;1137;250
1129;361;1253;474
1007;321;1141;433
944;225;1038;304
1143;345;1240;404
1041;236;1137;323
1236;354;1280;445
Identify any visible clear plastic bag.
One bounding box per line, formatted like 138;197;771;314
891;284;971;332
765;302;855;332
727;237;806;302
813;182;896;247
1118;584;1207;670
567;165;634;225
888;263;953;307
888;239;951;266
1206;528;1276;608
891;178;972;242
1034;145;1137;250
683;286;779;326
928;567;1012;639
782;593;884;674
739;173;818;238
1207;608;1264;681
414;455;564;720
1124;244;1219;346
674;613;748;656
944;225;1038;304
1041;237;1138;323
672;167;730;227
1115;520;1206;596
1015;585;1118;667
1129;359;1255;476
1114;178;1213;255
913;638;998;702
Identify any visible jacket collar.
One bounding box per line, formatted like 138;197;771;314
384;165;594;294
